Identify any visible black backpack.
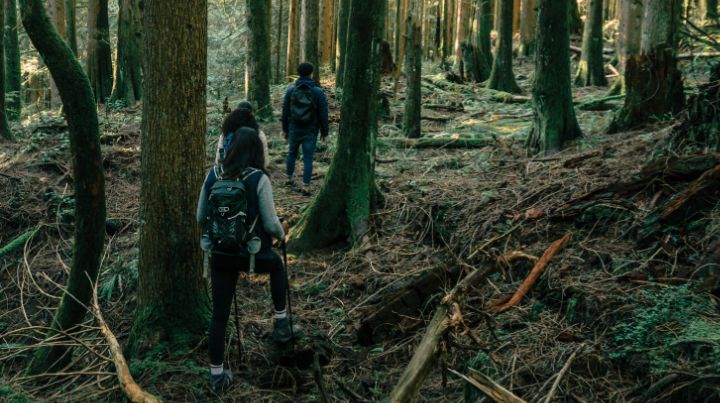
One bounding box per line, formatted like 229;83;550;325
206;167;259;255
290;82;317;125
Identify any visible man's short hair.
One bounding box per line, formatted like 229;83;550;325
297;62;314;77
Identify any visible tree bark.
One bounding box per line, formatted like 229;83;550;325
0;0;11;139
335;0;349;87
319;0;334;64
526;0;582;153
575;0;608;86
86;0;113;103
245;0;273;120
403;0;423;138
19;0;105;374
301;0;321;83
65;0;76;55
286;0;300;79
289;0;385;252
704;0;719;24
609;0;684;133
453;0;470;68
110;0;143;104
274;0;283;82
129;0;209;355
488;0;521;93
442;0;455;62
47;0;64;108
472;0;493;81
610;0;642;95
568;0;582;35
519;0;536;56
4;0;21;120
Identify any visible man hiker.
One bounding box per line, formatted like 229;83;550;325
282;62;329;196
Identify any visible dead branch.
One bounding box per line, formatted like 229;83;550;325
451;368;526;403
658;164;720;223
542;345;583;403
0;228;38;259
492;233;572;313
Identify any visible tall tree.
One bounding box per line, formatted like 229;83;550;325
4;0;21;120
19;0;105;373
609;0;684;133
47;0;64;108
0;0;11;140
110;0;143;104
289;0;386;251
301;0;320;82
404;0;423;138
526;0;582;153
488;0;521;93
704;0;718;24
610;0;642;95
86;0;113;103
286;0;300;79
442;0;455;62
319;0;334;64
274;0;283;82
129;0;209;353
245;0;272;120
568;0;582;35
453;0;470;67
518;0;536;56
335;0;350;87
469;0;493;82
65;0;76;54
575;0;608;86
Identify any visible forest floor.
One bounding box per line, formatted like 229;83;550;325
2;53;720;402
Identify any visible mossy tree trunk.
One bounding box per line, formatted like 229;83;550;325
86;0;113;103
472;0;493;81
609;0;684;133
286;0;300;79
129;0;209;356
4;0;21;120
488;0;521;93
65;0;76;54
0;0;11;140
526;0;582;153
518;0;536;57
335;0;349;87
110;0;143;104
19;0;105;374
610;0;642;95
301;0;320;83
403;0;422;138
245;0;272;120
289;0;385;252
575;0;607;86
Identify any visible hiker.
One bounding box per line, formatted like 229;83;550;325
281;62;329;196
196;127;295;394
216;101;270;168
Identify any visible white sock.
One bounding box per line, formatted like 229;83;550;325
210;363;224;376
274;309;287;320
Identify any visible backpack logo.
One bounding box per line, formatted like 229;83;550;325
290;83;316;125
206;169;258;254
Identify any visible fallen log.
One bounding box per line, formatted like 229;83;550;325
388;265;496;403
0;228;38;259
382;137;491;149
92;280;161;403
575;94;625;111
658;164;720;223
491;233;572;313
450;368;526;403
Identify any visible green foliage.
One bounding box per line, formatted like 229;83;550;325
0;385;35;403
609;285;720;375
99;253;139;301
462;350;499;403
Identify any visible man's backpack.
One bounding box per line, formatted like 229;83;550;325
290;82;316;125
206;168;258;255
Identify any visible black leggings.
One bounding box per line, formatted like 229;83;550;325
208;252;286;365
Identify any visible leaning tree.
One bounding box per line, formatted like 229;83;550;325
288;0;386;251
526;0;582;153
19;0;106;373
129;0;209;354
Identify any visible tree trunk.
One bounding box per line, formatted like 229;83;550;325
274;0;283;82
86;0;113;103
301;0;321;83
289;0;385;252
335;0;349;87
611;0;642;95
488;0;521;93
245;0;273;120
65;0;76;55
4;0;21;120
453;0;470;68
519;0;536;56
442;0;455;62
526;0;582;153
568;0;582;35
320;0;334;64
609;0;684;133
512;0;520;33
467;0;492;82
286;0;300;79
0;0;10;139
704;0;718;24
110;0;143;104
47;0;64;108
404;0;423;138
129;0;209;355
19;0;105;374
575;0;608;86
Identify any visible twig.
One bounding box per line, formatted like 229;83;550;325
450;368;526;403
542;345;583;403
468;223;523;259
337;381;369;402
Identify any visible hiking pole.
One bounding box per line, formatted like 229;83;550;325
281;240;294;342
233;292;243;364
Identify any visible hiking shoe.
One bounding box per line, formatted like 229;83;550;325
272;317;302;343
300;185;312;197
208;369;233;395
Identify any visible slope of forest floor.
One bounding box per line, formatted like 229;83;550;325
2;54;720;402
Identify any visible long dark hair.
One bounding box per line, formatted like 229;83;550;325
222;107;259;135
222;127;266;178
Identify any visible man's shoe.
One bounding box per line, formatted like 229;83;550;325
272;317;302;343
300;185;312;197
209;369;232;395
